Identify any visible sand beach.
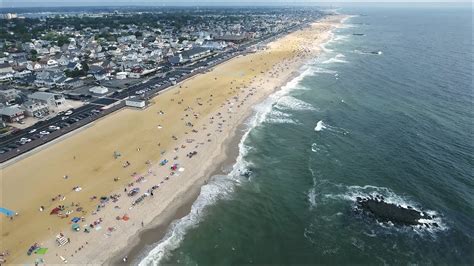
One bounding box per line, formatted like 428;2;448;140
0;15;345;264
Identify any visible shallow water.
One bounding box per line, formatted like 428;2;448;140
140;5;473;265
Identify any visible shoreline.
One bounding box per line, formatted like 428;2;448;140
110;16;348;265
109;118;248;265
0;14;347;265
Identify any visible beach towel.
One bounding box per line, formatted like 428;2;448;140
0;207;15;217
35;248;48;255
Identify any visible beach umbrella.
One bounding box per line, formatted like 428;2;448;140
72;223;80;231
0;207;15;217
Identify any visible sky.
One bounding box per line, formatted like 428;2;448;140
1;0;471;8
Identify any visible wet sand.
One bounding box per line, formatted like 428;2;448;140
0;15;345;265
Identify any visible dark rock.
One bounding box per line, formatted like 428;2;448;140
355;195;431;227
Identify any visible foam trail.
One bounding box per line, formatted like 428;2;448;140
314;120;348;135
353;49;383;56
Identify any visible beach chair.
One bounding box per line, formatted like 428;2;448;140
56;234;69;247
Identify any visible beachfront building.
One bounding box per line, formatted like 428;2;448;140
182;47;212;62
0;105;25;122
125;96;146;108
22;100;50;117
28;92;66;109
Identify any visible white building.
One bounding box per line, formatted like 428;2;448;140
125;97;146;108
89;86;109;95
116;72;128;80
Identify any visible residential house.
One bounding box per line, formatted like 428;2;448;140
27;61;43;71
88;65;109;80
64;77;84;88
0;89;19;104
0;63;13;74
28;91;66;109
22;100;49;117
0;105;25;122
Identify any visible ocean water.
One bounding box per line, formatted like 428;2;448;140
139;5;473;265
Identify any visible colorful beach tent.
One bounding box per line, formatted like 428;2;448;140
0;207;15;217
50;207;61;215
72;223;80;231
35;248;48;255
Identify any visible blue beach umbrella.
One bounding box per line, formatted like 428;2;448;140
0;207;15;217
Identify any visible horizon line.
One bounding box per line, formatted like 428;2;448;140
1;1;472;9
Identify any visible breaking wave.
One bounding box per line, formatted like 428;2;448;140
314;120;327;131
314;120;348;134
333;35;349;43
322;53;348;64
311;66;338;75
275;95;317;112
325;185;448;234
264;110;298;124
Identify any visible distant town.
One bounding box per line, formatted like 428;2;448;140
0;7;324;161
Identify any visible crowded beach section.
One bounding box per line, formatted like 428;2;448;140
0;15;345;264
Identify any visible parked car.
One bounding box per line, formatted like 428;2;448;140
20;137;32;143
40;131;50;135
65;110;73;115
48;125;60;131
29;128;37;134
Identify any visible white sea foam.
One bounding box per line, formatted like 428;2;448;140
314;120;348;135
264;110;298;124
139;63;318;266
333;35;349;43
308;188;317;209
339;23;357;29
320;32;335;53
311;143;330;155
322;53;348;64
275;95;317;112
314;120;327;131
324;185;448;233
138;175;237;266
311;67;338;75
